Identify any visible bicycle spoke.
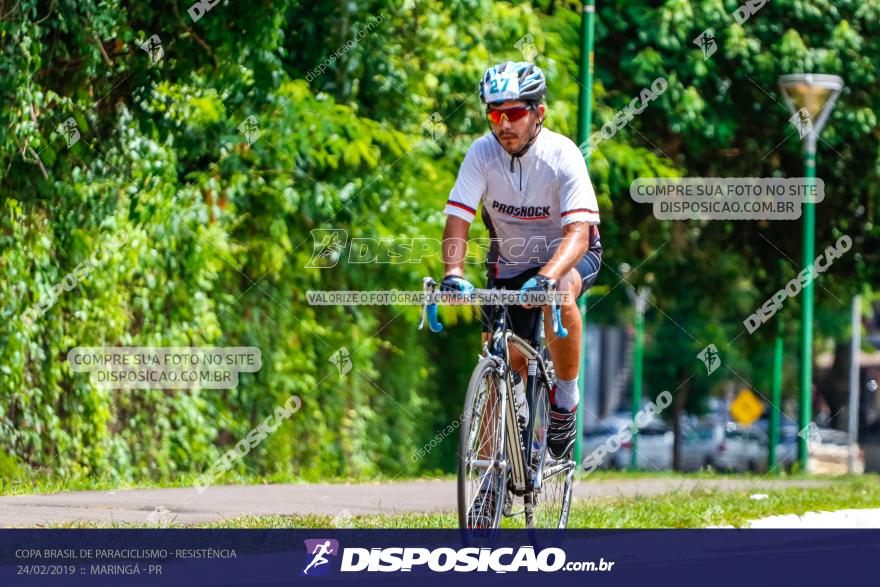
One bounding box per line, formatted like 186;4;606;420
458;361;507;533
532;464;571;528
526;378;573;531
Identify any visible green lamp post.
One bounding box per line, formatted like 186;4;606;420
777;73;844;471
574;0;597;466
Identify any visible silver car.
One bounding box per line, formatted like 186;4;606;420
611;418;674;471
581;422;620;470
680;422;723;472
709;423;765;472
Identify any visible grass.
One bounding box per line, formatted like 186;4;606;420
46;474;880;529
194;474;879;529
566;474;880;528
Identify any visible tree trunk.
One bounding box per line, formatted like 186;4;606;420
672;367;689;472
817;341;849;428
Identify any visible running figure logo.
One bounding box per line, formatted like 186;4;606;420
302;539;339;576
692;29;717;60
790;107;814;138
697;344;721;375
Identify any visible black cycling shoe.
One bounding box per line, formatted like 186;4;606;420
547;405;577;460
467;478;498;528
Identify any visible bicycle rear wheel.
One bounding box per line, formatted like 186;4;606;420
458;357;508;532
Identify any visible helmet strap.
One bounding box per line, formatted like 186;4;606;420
490;113;543;172
511;118;543;159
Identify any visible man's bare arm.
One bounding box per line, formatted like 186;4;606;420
539;222;591;282
442;216;471;277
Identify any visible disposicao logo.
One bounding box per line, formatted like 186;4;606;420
302;539;339;576
340;546;566;573
300;542;592;574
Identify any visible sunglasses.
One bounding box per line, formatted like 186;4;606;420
486;105;535;124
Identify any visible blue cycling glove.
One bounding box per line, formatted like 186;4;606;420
519;274;551;305
520;274;551;293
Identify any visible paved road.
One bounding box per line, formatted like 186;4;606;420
0;477;829;527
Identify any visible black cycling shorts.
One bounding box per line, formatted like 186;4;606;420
479;249;602;341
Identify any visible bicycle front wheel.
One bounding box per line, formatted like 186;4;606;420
458;357;508;532
524;370;574;531
527;459;574;530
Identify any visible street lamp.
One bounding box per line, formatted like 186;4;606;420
778;73;844;471
621;263;650;471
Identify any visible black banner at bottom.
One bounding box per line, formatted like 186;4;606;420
1;529;875;586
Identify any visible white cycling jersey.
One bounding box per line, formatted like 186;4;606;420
444;128;600;279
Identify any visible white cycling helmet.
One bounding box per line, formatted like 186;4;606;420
480;61;547;105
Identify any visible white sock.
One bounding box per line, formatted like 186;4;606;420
554;377;579;411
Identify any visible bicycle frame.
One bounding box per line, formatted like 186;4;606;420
484;302;555;495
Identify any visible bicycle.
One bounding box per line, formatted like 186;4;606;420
418;276;575;539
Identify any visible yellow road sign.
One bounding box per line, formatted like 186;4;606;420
730;388;764;426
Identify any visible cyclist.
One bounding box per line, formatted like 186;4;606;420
441;61;602;464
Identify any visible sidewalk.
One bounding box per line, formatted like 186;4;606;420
717;508;880;528
0;477;829;527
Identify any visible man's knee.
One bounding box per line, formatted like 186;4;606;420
559;268;581;307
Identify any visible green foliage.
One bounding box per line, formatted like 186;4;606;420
1;0;878;485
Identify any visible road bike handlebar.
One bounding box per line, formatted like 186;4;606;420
418;276;568;338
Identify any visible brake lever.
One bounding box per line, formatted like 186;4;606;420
548;279;568;338
418;277;443;332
